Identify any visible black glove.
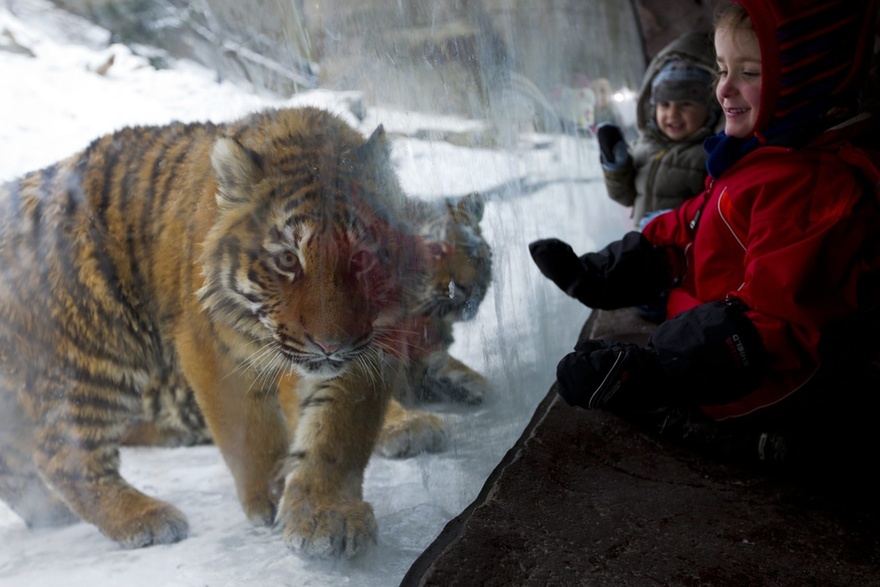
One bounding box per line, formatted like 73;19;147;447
528;238;584;296
529;231;673;309
649;298;768;406
556;339;666;411
555;299;769;412
596;123;626;166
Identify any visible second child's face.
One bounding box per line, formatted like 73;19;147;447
654;100;709;141
715;26;762;138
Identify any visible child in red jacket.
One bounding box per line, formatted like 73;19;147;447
530;0;880;459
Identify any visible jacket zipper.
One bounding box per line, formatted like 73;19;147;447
690;179;714;231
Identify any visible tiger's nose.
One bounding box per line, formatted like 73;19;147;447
313;339;343;355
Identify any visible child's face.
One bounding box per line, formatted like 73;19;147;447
654;100;709;141
715;26;761;138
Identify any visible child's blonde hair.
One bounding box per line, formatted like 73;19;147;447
711;4;758;94
714;3;754;38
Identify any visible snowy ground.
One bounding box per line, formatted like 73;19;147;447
0;2;632;585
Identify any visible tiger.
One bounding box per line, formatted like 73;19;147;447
0;106;432;558
120;193;495;458
404;193;493;406
312;193;494;459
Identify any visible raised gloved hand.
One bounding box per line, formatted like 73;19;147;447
528;238;584;297
596;123;628;169
556;339;665;411
555;299;769;412
529;231;674;309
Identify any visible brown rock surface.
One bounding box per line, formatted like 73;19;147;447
402;310;880;586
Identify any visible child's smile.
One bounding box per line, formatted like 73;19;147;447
655;99;709;141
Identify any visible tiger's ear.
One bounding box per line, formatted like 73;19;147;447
351;123;410;221
354;124;391;164
448;192;485;224
211;137;263;205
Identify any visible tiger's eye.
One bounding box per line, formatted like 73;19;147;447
427;241;453;259
350;250;377;275
274;251;300;274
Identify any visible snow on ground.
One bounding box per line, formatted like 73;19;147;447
0;1;632;585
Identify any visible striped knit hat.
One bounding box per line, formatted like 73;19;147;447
651;59;714;105
737;0;877;137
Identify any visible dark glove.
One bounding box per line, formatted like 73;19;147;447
556;299;769;412
556;339;666;411
529;231;673;309
528;238;585;296
649;298;768;406
596;123;627;168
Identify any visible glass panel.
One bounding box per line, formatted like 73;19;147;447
0;0;649;584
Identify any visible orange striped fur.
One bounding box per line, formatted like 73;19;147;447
0;107;432;558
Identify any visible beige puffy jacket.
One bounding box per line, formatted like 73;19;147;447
603;32;721;226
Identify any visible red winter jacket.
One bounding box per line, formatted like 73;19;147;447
643;119;880;420
638;0;880;421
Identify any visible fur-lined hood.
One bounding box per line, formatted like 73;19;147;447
635;31;721;133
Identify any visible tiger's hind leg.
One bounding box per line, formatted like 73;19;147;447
32;380;189;548
122;370;211;447
415;350;491;405
0;389;78;527
0;444;78;527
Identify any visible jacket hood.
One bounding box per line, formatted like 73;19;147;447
736;0;877;138
706;0;877;179
636;31;722;133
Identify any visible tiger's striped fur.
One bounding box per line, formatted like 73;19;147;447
0;107;428;557
121;193;495;459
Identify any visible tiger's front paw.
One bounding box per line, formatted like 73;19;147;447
375;408;446;458
99;495;189;549
280;493;378;559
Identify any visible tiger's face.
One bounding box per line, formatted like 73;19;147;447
255;224;393;379
198;125;425;380
415;194;492;322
